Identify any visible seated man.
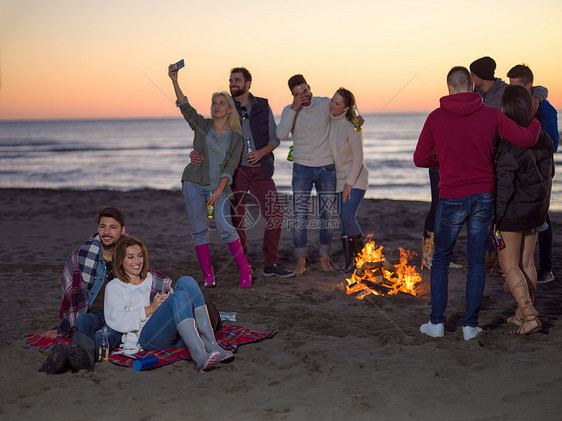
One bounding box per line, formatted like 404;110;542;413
40;207;169;374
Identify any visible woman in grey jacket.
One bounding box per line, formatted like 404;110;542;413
169;63;251;288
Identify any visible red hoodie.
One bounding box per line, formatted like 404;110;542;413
413;92;541;199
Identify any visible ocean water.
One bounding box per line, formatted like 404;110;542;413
1;115;560;210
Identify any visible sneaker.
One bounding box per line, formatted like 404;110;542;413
537;271;555;284
263;264;294;278
39;343;70;374
462;326;482;341
420;320;444;338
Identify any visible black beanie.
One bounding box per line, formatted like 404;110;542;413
470;57;496;81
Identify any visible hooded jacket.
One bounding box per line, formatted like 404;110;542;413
495;131;554;231
414;92;541;199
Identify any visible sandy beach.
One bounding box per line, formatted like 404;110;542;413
1;188;561;420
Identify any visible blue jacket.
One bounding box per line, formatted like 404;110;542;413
535;100;559;152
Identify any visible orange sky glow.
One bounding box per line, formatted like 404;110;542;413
1;0;561;120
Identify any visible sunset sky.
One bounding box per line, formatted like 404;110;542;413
1;0;561;120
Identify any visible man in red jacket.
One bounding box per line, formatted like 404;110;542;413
413;66;541;341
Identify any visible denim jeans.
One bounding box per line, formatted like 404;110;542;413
139;276;206;351
182;180;239;246
292;162;337;258
424;167;440;233
538;213;553;273
74;310;122;351
338;188;365;236
430;193;494;327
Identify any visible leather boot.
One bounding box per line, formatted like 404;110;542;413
68;330;96;372
39;343;70;374
177;318;220;372
195;244;215;287
194;305;234;363
227;239;252;288
347;234;364;273
341;234;354;273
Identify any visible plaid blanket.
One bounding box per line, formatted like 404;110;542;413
23;325;275;369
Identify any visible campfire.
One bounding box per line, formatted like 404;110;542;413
345;238;422;299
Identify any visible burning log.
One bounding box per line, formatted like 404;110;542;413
345;239;422;299
355;261;384;277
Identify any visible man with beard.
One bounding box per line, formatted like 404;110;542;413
276;74;337;276
191;68;292;278
40;207;127;373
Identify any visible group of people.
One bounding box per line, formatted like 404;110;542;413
414;58;556;341
40;65;370;374
170;65;369;281
39;58;555;375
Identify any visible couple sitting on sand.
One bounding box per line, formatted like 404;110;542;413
40;207;233;374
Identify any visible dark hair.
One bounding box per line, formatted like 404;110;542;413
288;74;308;92
501;85;534;127
334;88;357;122
112;236;149;284
97;207;125;227
447;66;472;92
230;67;252;83
506;64;534;86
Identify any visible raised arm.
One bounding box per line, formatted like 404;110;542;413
168;64;208;134
169;64;186;104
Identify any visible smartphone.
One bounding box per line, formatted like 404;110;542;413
172;59;185;71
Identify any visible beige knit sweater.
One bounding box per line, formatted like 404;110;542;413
327;112;369;192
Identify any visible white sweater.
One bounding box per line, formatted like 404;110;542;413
327;113;369;192
104;273;153;353
276;96;334;167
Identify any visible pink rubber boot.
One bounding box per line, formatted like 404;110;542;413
195;244;215;287
227;239;252;288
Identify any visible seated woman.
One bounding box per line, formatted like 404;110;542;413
104;236;233;372
169;62;251;288
327;88;369;272
495;85;554;335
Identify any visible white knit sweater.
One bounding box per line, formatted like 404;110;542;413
104;272;153;353
328;112;369;192
276;96;334;167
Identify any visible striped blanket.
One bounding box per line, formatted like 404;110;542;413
23;325;275;369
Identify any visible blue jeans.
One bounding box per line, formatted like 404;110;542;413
74;310;122;351
139;276;206;351
424;167;440;233
430;193;494;327
182;181;239;246
292;162;337;258
538;213;553;273
338;188;365;236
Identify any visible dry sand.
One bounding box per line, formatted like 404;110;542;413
1;188;561;420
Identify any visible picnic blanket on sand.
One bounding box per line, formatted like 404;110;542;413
23;325;275;369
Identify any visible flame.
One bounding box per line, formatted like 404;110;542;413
345;238;422;299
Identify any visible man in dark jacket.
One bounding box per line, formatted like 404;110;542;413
508;64;558;284
414;66;541;341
